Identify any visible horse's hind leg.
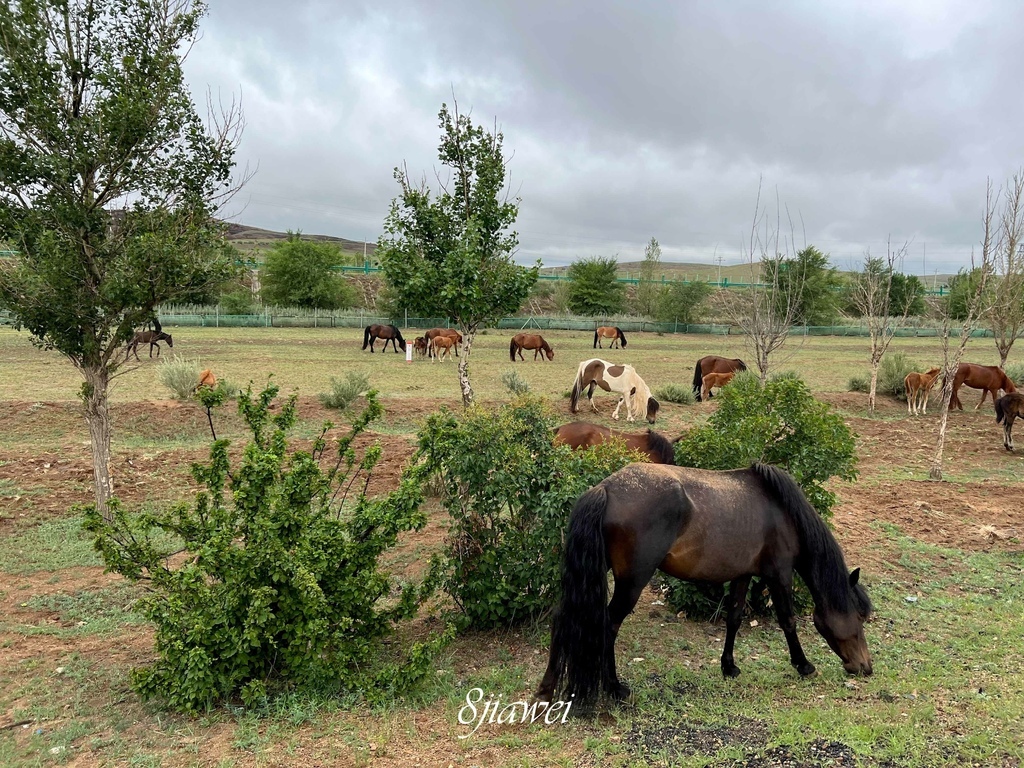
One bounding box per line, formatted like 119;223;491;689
721;575;753;678
976;389;990;410
1006;415;1016;451
764;575;815;677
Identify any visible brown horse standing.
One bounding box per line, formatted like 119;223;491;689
510;333;554;361
430;334;456;362
413;337;430;357
125;328;173;360
593;326;627;349
949;363;1017;410
425;328;462;358
535;463;873;708
553;421;675;464
904;367;941;415
362;324;406;353
995;393;1024;451
693;355;747;401
701;371;735;401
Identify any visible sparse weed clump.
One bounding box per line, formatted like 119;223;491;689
157;355;201;400
319;371;370;410
654;383;695;405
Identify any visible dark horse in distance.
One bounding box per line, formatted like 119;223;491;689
125;319;173;360
536;462;873;708
995;392;1024;451
553;421;676;464
362;324;406;353
692;355;747;401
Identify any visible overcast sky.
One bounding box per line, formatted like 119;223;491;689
183;0;1024;274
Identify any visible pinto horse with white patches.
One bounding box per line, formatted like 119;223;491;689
569;358;659;423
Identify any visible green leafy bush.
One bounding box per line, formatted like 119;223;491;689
84;385;447;711
500;368;530;396
418;395;637;628
157;355;201;400
878;351;918;399
670;372;858;618
219;288;256;315
847;375;870;393
654;383;695;405
318;371;370;410
1005;362;1024;387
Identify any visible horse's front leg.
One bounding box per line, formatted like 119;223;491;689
765;575;815;677
721;575;752;678
611;396;623;420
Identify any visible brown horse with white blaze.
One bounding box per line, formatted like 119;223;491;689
693;356;747;401
535;462;873;709
553;421;676;464
949;363;1017;410
510;333;554;361
593;326;627;349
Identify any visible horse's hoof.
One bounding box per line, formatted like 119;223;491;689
722;664;741;678
797;662;817;677
608;681;632;701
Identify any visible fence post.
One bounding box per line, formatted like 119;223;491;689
216;305;219;328
405;308;408;328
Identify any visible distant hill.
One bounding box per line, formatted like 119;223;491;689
225;223;375;261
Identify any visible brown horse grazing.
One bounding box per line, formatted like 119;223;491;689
413;337;430;357
949;363;1017;410
553;421;676;464
362;324;406;353
569;358;659;423
701;371;735;401
125;329;173;360
430;334;456;362
693;355;747;401
904;367;941;416
593;326;627;349
425;328;462;358
510;333;554;362
995;393;1024;451
535;462;873;709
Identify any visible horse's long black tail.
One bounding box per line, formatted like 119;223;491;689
362;325;372;350
692;360;703;401
570;366;584;412
996;396;1007;424
549;485;611;708
617;328;627;348
510;337;518;362
593;329;599;349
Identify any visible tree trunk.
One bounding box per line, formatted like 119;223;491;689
82;365;114;519
457;331;475;407
868;362;879;413
929;377;955;481
999;346;1009;369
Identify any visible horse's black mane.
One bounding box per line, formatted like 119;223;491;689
644;429;675;464
751;463;871;616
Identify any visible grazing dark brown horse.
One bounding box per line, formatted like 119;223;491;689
125;328;173;360
510;333;554;362
593;326;627;349
362;324;406;353
425;328;462;358
949;363;1017;410
692;356;747;401
995;393;1024;451
536;462;873;709
569;358;659;423
553;421;676;464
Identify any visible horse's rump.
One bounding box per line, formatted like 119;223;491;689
693;356;746;400
553;421;675;464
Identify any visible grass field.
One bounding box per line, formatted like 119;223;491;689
1;325;1023;767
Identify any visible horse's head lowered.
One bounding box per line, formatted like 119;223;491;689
644;397;659;424
811;568;873;675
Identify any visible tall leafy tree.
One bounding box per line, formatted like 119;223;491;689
764;245;843;325
0;0;240;518
259;233;356;309
566;256;625;316
378;102;538;406
656;280;714;324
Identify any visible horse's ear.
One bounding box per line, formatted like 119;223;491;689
849;568;861;587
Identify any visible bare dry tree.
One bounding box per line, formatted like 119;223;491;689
988;170;1024;368
930;180;1000;481
732;182;806;382
848;238;916;412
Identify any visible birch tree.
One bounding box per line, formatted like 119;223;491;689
849;240;916;412
988;171;1024;368
930;181;998;481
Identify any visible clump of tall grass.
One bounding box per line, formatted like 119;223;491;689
319;372;370;410
501;368;530;397
158;355;202;400
1005;362;1024;388
847;375;870;393
878;351;918;399
654;383;695;405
